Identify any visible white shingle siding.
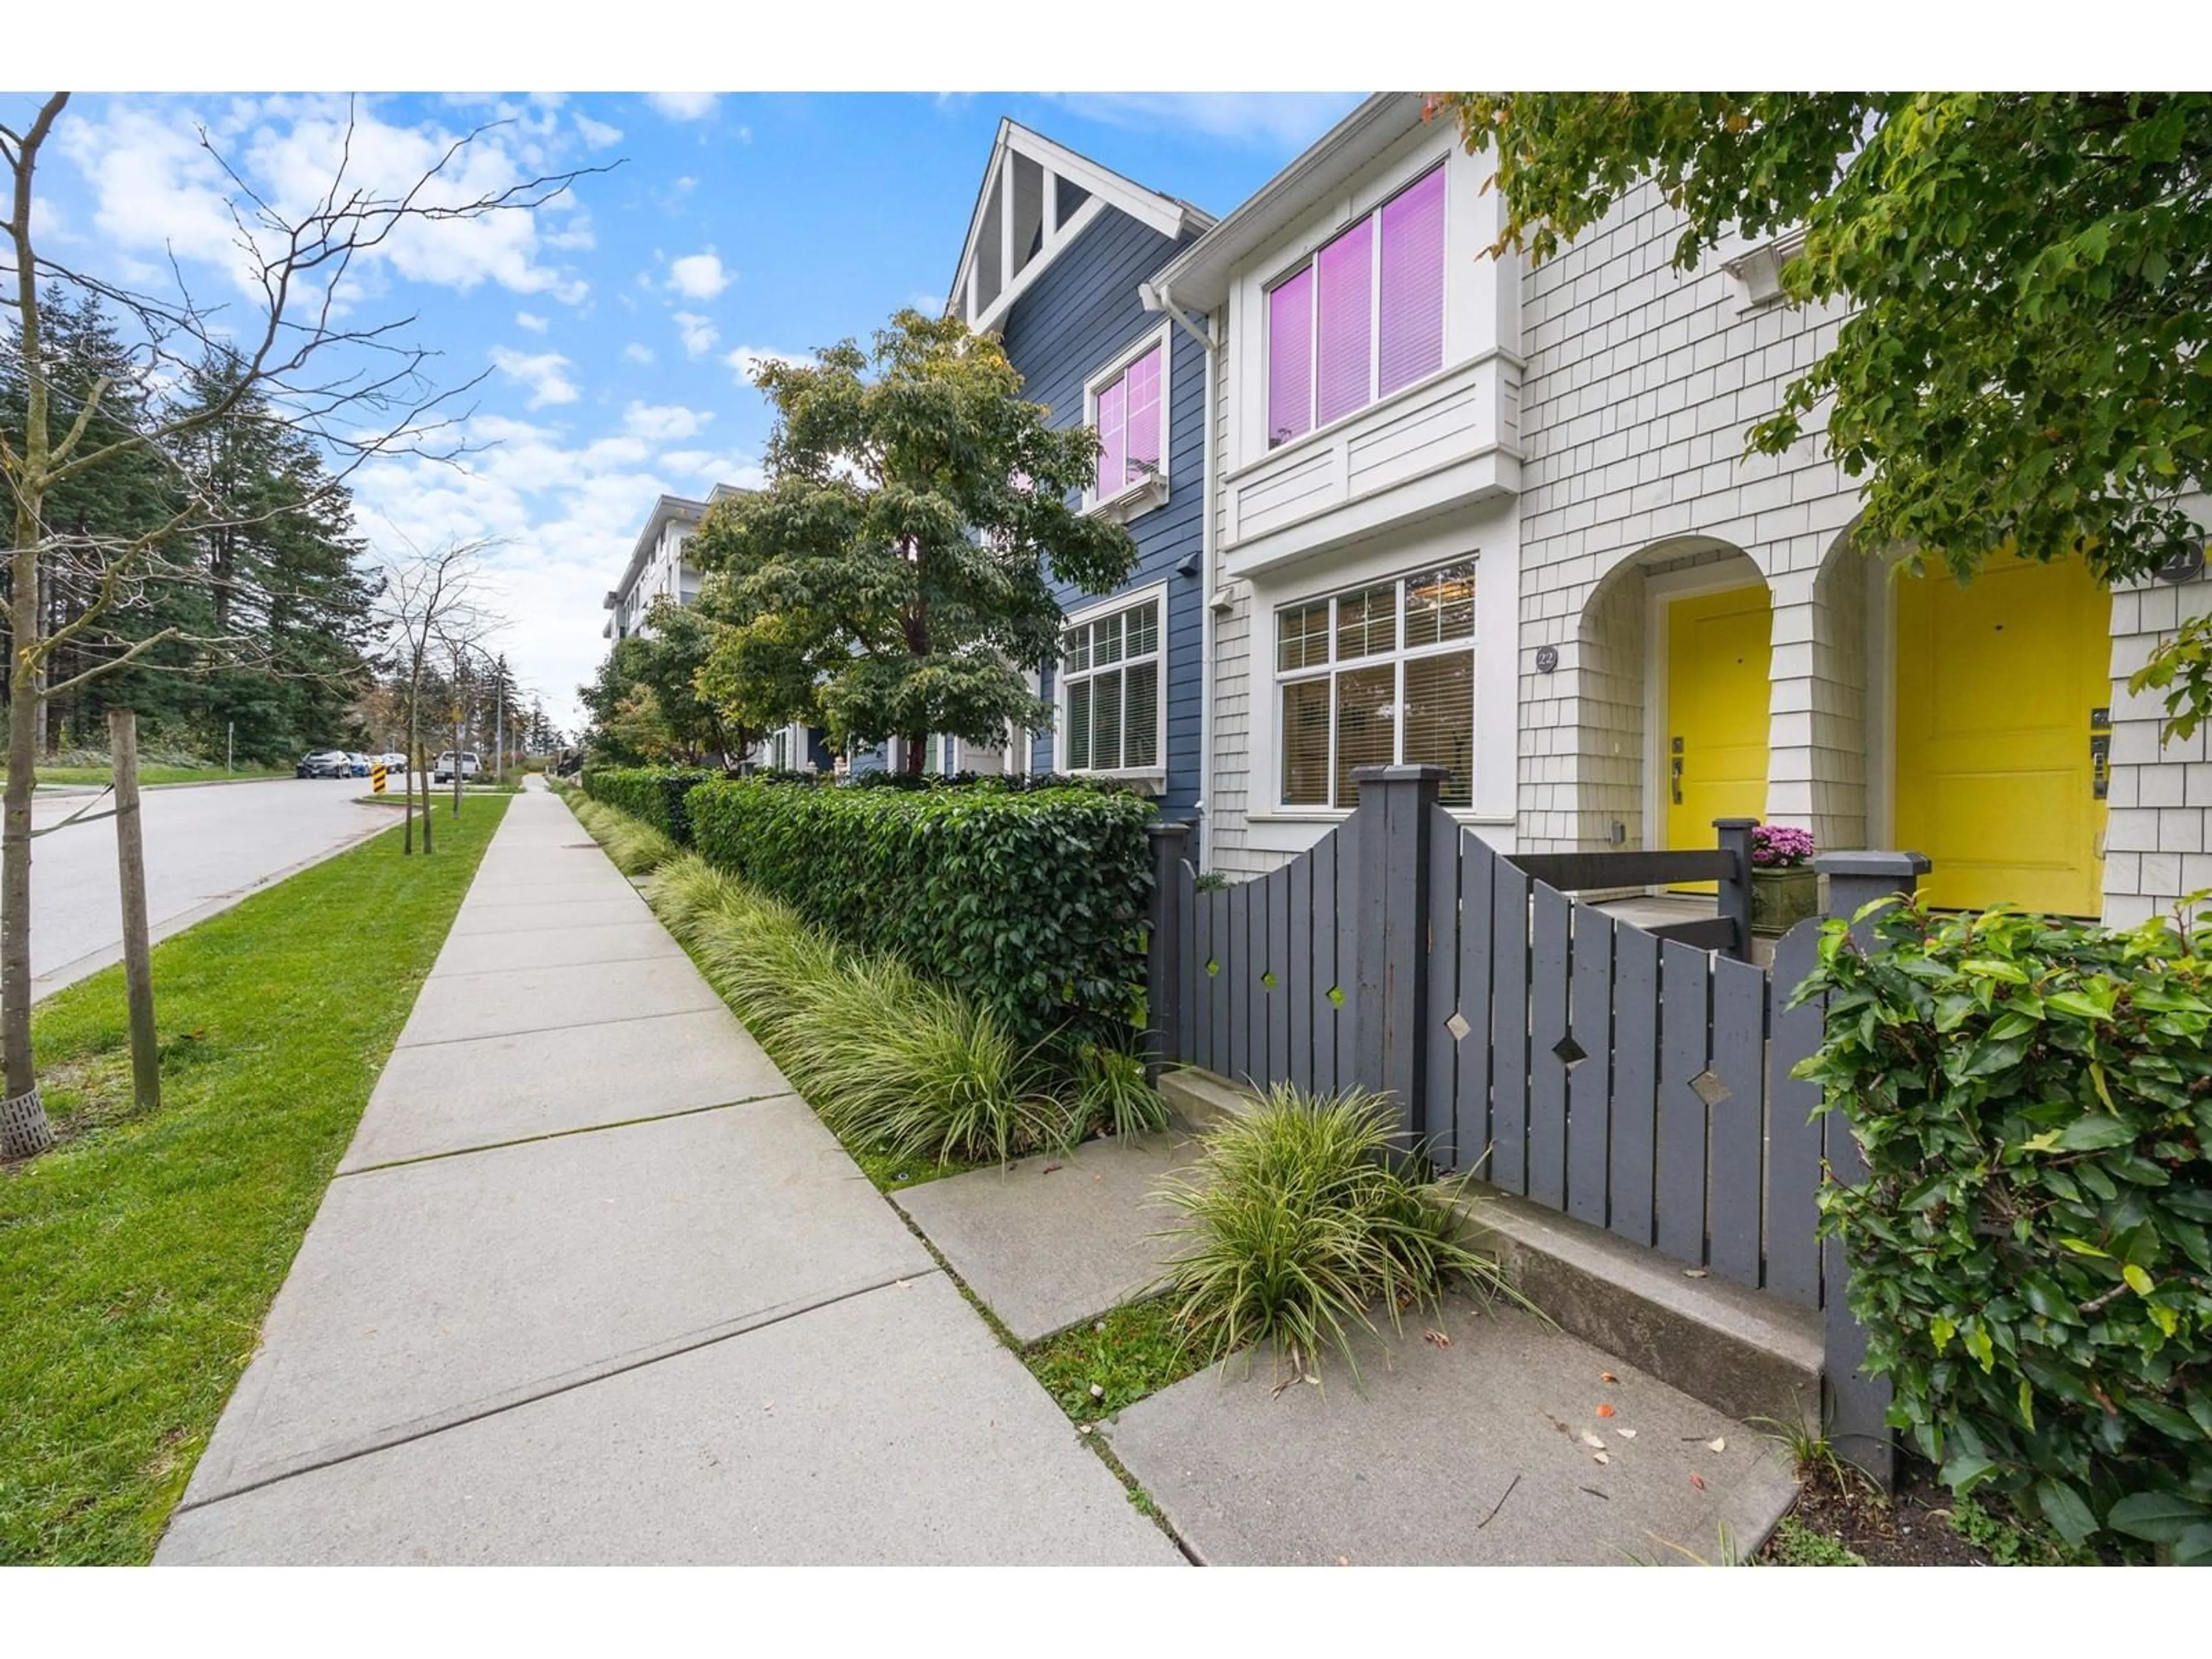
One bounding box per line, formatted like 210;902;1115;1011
1196;156;2206;921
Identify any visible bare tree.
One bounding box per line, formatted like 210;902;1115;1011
1;93;605;1158
377;537;494;858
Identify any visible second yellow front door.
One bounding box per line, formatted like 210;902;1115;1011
1665;585;1773;865
1894;553;2111;916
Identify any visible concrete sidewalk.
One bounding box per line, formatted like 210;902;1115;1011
156;781;1179;1566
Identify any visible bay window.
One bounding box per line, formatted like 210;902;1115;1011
1265;164;1447;448
1276;560;1475;809
1061;590;1164;774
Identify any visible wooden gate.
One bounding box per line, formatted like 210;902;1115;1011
1145;763;1931;1472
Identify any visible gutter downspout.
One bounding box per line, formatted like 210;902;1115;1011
1140;279;1219;873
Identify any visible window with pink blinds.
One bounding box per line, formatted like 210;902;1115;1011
1263;163;1448;447
1266;267;1312;448
1314;217;1372;427
1377;166;1445;396
1093;344;1162;499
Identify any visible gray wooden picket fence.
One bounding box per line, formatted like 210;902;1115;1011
1145;763;1930;1476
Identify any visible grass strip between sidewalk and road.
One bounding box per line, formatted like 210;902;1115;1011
0;793;511;1565
10;764;297;789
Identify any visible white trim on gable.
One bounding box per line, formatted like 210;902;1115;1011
946;120;1211;334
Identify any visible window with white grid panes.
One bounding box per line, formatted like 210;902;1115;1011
1060;592;1162;774
1275;560;1475;809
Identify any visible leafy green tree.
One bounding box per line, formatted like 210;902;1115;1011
690;309;1138;777
1438;92;2212;734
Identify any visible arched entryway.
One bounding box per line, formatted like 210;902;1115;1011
1889;550;2113;915
1573;538;1772;859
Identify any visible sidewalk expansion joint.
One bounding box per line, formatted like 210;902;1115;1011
334;1091;802;1177
172;1267;944;1518
426;950;683;983
391;1002;725;1052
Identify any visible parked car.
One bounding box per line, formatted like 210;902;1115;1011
373;752;409;775
296;750;351;779
346;752;372;777
432;750;483;783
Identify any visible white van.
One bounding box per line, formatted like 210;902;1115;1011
432;750;483;783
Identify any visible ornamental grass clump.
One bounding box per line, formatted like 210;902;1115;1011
1153;1084;1523;1381
569;794;680;876
645;851;1069;1168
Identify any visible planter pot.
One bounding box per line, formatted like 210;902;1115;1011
1751;866;1819;937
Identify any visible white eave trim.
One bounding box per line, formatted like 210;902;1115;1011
1150;93;1426;312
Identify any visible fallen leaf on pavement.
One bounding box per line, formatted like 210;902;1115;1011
1617;1428;1637;1440
1706;1437;1726;1453
1600;1372;1618;1384
1683;1267;1710;1278
1593;1451;1610;1465
1424;1328;1452;1348
1689;1472;1706;1490
1338;1556;1351;1566
1041;1163;1063;1174
1580;1431;1606;1449
1596;1403;1616;1418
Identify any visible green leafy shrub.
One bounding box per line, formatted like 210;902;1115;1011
568;793;679;875
646;852;1070;1168
684;777;1154;1050
1153;1084;1522;1380
1795;897;2212;1562
580;765;717;844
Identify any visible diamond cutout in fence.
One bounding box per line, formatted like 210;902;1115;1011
1552;1033;1588;1070
1327;985;1346;1008
1690;1069;1732;1108
1205;958;1220;977
1262;970;1278;991
1446;1011;1472;1042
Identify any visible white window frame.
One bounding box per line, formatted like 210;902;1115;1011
1082;322;1173;523
1271;559;1478;812
1056;580;1169;789
1260;160;1448;454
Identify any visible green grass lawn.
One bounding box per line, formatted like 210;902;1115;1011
13;764;296;788
0;794;510;1565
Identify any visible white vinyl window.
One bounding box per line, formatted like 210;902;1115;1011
1275;560;1476;809
1084;324;1171;518
1060;589;1164;775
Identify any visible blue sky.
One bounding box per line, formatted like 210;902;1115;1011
20;91;1362;734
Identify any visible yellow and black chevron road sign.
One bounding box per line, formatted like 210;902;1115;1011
372;764;389;794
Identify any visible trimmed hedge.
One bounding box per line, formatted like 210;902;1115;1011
581;766;717;844
684;778;1155;1050
1796;898;2212;1561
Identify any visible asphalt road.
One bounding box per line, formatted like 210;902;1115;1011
21;775;400;999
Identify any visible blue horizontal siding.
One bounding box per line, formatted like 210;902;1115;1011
999;207;1206;820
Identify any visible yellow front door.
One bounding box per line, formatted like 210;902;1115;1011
1665;585;1773;873
1894;553;2111;916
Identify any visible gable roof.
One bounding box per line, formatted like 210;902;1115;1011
945;119;1214;334
604;484;751;608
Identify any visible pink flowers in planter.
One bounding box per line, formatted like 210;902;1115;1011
1752;824;1816;869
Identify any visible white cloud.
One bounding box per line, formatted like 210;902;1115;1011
58;94;599;309
667;251;733;299
573;113;622;149
725;345;813;387
349;408;763;734
490;346;580;408
1040;92;1362;149
623;342;656;366
646;93;719;121
673;312;719;357
515;310;550;333
623;402;714;442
